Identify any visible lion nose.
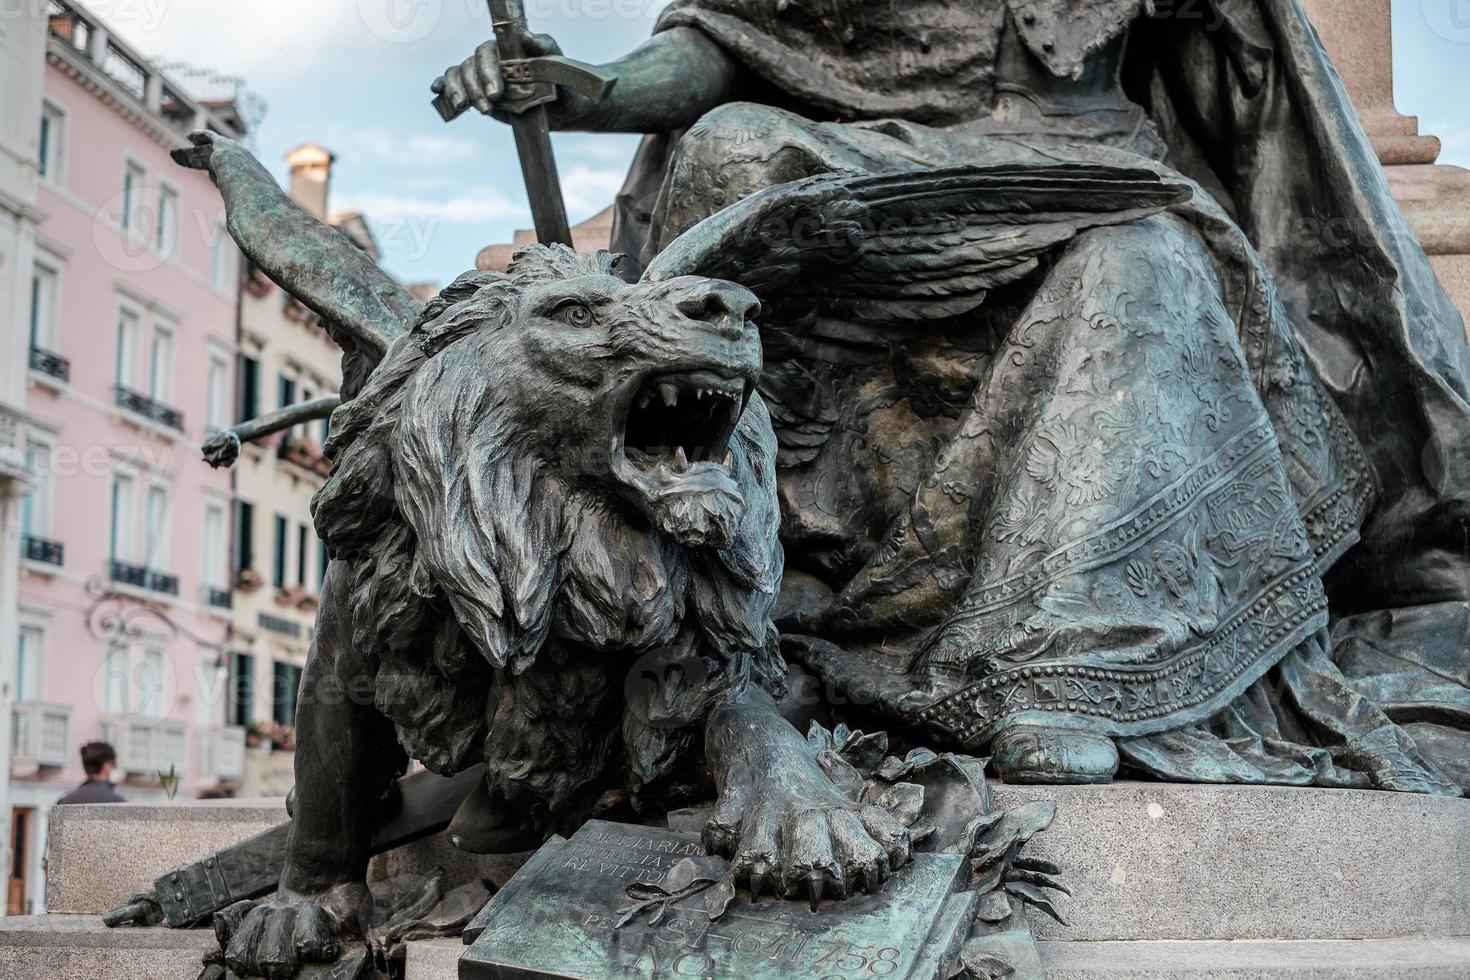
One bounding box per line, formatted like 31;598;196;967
677;282;761;336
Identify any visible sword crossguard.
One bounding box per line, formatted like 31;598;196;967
431;55;615;123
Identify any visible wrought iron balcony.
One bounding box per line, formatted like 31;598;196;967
114;385;184;431
109;559;180;596
147;570;181;595
196;725;247;782
259;612;303;638
29;345;71;383
203;586;233;610
102;718;189;780
11;702;72;772
23;534;64;566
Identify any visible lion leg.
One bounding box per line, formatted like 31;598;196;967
703;684;912;907
226;564;405;978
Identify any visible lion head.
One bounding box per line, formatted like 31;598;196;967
311;245;784;779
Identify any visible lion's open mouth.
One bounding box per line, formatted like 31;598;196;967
622;370;747;472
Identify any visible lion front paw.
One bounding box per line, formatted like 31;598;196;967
706;779;912;908
220;884;367;979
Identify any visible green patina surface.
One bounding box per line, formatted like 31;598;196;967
461;820;974;980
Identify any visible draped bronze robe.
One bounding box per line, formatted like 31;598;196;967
609;0;1470;792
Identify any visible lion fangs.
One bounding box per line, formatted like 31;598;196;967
659;382;679;407
674;446;689;470
723;450;734;468
637;391;653;409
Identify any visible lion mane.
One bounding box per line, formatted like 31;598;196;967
311;248;784;812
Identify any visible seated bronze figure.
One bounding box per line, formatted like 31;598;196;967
436;0;1470;794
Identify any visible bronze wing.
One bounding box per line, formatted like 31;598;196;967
643;163;1192;463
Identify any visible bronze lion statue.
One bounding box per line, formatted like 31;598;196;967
171;130;1185;976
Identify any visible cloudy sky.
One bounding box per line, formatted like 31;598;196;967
100;0;1470;288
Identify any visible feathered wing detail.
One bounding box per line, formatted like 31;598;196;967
646;164;1192;325
645;162;1192;468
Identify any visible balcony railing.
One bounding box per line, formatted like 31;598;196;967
102;718;188;780
109;559;180;596
29;345;71;383
114;385;184;431
203;586;233;610
46;0;246;141
196;725;247;782
23;534;64;567
12;702;72;772
258;612;302;638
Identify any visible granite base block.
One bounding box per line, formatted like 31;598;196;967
0;914;215;980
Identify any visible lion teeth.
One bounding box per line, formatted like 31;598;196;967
659;383;679;407
723;450;734;467
674;446;689;470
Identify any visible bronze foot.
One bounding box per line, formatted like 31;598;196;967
992;724;1119;785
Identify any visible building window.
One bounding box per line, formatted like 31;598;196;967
121;160;146;233
272;661;303;726
277;373;296;413
110;472;138;563
38;101;65;184
20;439;51;538
296;524;309;586
211;223;237;292
155;185;179;257
238;354;259;422
137;647;165;719
227;652;254;727
235;500;255;573
102;642;128;715
115;307;140;388
144;484;170;572
148;321;175;405
273;514;288;588
28;261;58;350
16;625;44;704
206;347;231;432
202;501;226;590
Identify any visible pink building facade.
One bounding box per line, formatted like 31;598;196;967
6;2;248;915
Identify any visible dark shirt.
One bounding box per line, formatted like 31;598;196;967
56;779;127;805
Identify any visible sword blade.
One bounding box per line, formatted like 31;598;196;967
509;104;574;247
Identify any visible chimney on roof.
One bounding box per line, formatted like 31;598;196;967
285;143;335;219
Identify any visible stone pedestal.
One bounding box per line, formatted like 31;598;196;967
7;784;1465;980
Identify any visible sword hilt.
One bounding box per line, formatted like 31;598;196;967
431;55;615;123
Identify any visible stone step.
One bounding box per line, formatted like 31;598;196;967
0;914;214;980
45;799;286;915
1037;938;1470;979
33;784;1470;959
401;937;1470;980
5;923;1466;980
44;798;529;917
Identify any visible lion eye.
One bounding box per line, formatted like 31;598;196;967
553;302;596;328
